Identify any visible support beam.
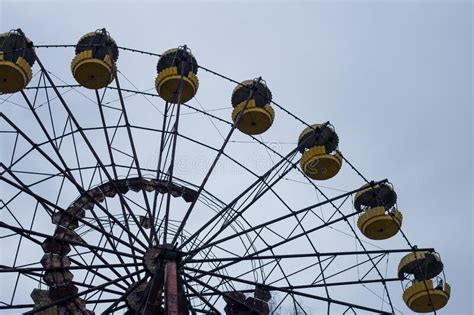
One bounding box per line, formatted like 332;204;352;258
185;248;434;264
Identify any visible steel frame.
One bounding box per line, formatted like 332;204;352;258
0;35;438;314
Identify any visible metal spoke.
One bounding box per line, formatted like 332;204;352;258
185;248;434;264
172;78;261;244
186;179;388;258
185;267;392;314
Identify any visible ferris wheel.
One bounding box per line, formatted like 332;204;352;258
0;28;451;314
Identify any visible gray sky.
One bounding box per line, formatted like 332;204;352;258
0;0;472;314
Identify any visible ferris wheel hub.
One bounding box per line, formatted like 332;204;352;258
144;244;183;274
129;246;188;314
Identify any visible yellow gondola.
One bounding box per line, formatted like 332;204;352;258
398;252;450;312
231;79;274;135
354;182;402;240
71;29;118;89
298;123;342;180
357;206;403;240
403;280;451;312
155;47;199;104
0;31;35;94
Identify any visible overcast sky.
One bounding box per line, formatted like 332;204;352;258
0;0;472;314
